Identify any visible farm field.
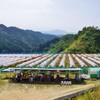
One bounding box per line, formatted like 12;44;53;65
0;54;100;100
0;54;100;68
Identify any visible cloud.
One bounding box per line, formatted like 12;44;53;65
0;0;100;32
0;0;54;11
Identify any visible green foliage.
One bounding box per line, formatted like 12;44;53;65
36;38;59;52
0;24;100;53
74;86;100;100
64;26;100;53
39;26;100;53
47;34;76;52
0;24;57;53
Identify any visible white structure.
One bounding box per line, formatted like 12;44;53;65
72;54;87;67
59;54;66;67
68;54;75;67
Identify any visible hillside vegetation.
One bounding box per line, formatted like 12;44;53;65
65;26;100;53
48;26;100;53
0;24;57;53
47;34;76;52
0;24;99;53
75;86;100;100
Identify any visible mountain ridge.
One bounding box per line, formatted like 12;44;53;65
0;24;57;53
64;26;100;53
43;30;74;36
0;24;99;53
47;26;100;53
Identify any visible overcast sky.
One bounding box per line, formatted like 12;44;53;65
0;0;100;32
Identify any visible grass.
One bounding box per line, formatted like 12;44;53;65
0;72;100;100
0;82;95;100
65;54;70;67
73;86;100;100
0;80;7;86
0;72;14;79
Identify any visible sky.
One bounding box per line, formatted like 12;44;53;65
0;0;100;33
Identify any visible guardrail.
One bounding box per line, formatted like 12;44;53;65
55;87;95;100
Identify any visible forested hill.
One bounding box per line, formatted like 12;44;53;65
47;34;76;52
0;24;57;53
47;26;100;53
0;24;100;53
65;26;100;53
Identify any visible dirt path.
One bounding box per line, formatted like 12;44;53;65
0;83;96;100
